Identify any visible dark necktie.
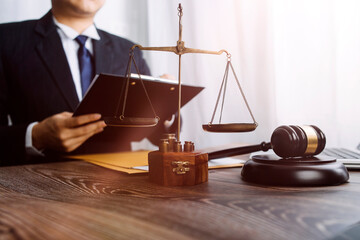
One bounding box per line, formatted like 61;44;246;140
75;35;93;97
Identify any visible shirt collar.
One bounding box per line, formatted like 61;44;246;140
52;16;100;41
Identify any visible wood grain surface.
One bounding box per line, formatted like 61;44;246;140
1;160;360;240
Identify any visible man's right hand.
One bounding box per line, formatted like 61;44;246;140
32;112;106;152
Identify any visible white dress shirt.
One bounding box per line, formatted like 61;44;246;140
25;17;101;155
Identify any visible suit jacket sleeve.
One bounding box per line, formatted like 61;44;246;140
0;42;27;165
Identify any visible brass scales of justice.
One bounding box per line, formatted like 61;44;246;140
110;4;258;186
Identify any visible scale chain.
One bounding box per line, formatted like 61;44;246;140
209;60;230;124
219;61;230;124
114;53;133;118
229;61;257;124
115;51;158;121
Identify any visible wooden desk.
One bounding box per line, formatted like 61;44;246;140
0;160;360;240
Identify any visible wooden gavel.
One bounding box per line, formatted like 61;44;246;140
208;125;326;160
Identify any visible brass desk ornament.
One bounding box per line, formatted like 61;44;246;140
117;3;257;135
126;4;257;186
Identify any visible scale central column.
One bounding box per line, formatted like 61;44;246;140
177;55;182;141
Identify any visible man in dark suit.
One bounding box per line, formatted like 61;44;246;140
0;0;161;165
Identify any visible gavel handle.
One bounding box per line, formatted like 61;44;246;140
208;142;272;160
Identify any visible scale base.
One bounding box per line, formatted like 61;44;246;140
148;151;208;186
241;154;349;186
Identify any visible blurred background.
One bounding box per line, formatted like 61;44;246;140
1;0;359;149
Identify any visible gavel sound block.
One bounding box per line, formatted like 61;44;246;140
242;125;349;186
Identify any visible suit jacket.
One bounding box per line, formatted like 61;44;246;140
0;11;163;166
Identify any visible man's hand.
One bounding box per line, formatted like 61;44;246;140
32;112;106;152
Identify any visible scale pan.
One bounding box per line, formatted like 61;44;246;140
202;123;257;133
103;116;159;127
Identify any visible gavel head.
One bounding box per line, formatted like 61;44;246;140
271;125;326;158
